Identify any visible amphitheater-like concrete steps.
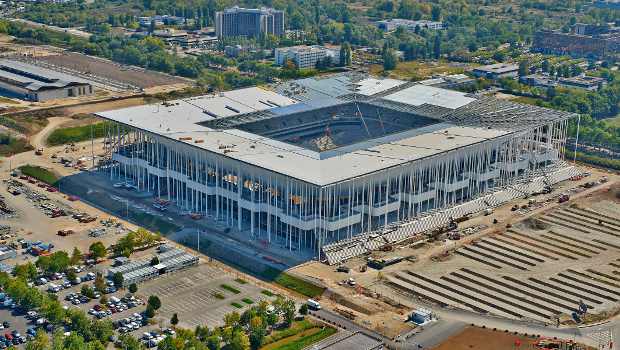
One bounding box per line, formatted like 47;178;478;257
490;236;559;260
548;211;620;237
435;272;553;322
454;250;503;269
571;207;620;225
502;275;593;310
460;268;578;313
563;207;620;230
593;239;620;250
472;242;536;266
447;270;564;316
528;278;603;305
545;231;608;251
476;239;545;263
508;229;592;258
399;271;534;320
548;275;618;302
537;233;601;255
586;269;620;283
503;230;588;260
536;216;590;234
390;272;516;317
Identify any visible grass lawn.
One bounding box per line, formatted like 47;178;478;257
230;302;243;309
0;96;19;104
260;326;336;350
47;122;109;146
221;284;241;294
0;134;33;156
213;292;225;300
511;96;543;106
19;165;59;185
603;114;620;128
241;298;254;305
263;268;324;298
369;60;466;81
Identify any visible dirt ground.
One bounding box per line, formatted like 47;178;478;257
291;167;619;333
432;327;594;350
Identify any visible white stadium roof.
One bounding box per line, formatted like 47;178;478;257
97;74;572;186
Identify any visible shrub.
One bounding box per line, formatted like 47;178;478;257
19;165;58;185
220;284;241;294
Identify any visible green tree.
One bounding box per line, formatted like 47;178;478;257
81;285;95;299
299;303;309;315
382;43;397;71
70;247;82;266
13;262;37;280
89;242;106;260
66;270;77;282
433;35;441;59
145;304;155;319
170;313;179;327
431;5;441;21
147;295;161;310
519;60;529;76
150;256;159;266
129;283;138;294
26;330;50;350
94;273;105;292
112;272;123;288
230;331;250;350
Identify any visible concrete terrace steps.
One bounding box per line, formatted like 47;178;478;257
500;232;579;260
476;238;546;263
446;271;562;317
506;230;593;258
488;235;559;261
545;212;620;238
502;275;594;309
454;250;503;269
389;273;495;315
527;278;603;305
458;245;530;270
458;268;579;313
562;207;620;231
550;210;620;235
394;271;523;318
470;241;539;266
400;271;557;321
544;231;608;251
571;207;620;225
547;276;617;303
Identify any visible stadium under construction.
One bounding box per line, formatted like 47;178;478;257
95;73;578;259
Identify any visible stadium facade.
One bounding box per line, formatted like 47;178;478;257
95;74;576;257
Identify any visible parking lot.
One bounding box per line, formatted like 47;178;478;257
138;263;278;329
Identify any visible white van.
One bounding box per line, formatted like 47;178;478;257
307;299;321;310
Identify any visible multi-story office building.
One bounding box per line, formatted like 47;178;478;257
275;45;341;69
215;6;284;38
